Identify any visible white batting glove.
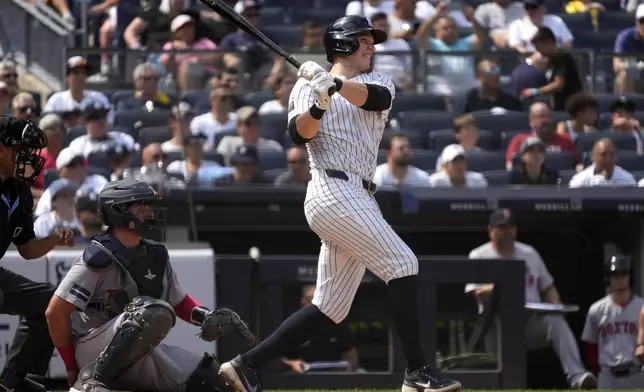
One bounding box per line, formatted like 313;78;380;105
310;73;336;110
298;61;327;81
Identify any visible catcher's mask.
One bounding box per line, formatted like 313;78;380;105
0;116;47;185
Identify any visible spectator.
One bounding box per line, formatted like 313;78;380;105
467;209;597;390
0;82;10;116
509;137;561;185
124;0;187;51
370;12;414;91
429;144;488;188
217;106;283;159
418;2;486;96
117;63;172;111
556;92;598;141
569;138;637;187
213;144;268;185
0;62;20;106
505;102;577;170
565;0;605;13
11;92;39;123
87;0;120;75
160;14;219;91
35;148;109;217
32;114;65;192
345;0;436;20
613;4;644;94
142;143;167;172
388;0;422;41
510;57;548;98
105;143;133;181
190;86;237;150
33;179;80;238
507;0;573;53
282;284;360;373
122;142;184;188
259;73;297;115
608;97;643;153
301;20;325;52
451;114;484;154
166;133;230;183
208;68;240;91
464;58;523;112
67;103;138;158
162;101;197;153
373;134;430;187
474;0;525;48
74;191;103;244
640;176;644;186
521;27;582;111
274;146;310;187
44;57;111;121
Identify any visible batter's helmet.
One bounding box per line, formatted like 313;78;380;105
607;254;631;276
323;15;387;63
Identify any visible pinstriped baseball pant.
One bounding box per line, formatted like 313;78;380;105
304;169;419;323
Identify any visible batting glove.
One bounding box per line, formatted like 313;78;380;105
310;73;336;110
298;61;327;81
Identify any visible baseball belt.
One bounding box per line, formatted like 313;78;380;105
325;169;377;194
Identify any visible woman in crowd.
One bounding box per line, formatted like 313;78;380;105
509;137;561;185
556;92;598;141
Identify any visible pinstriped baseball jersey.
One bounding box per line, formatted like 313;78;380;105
288;72;395;180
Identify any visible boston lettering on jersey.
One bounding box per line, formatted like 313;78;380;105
599;321;638;338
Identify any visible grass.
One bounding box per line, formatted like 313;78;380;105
52;390;644;392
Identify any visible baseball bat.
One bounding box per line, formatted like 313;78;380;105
197;0;336;95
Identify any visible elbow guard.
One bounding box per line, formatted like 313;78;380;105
288;115;312;146
360;84;392;111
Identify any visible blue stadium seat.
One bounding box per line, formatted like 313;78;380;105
247;91;275;109
574;132;638;153
64;125;86;147
559;170;577;185
397;111;455;134
261;6;289;24
597;0;622;10
260;112;288;142
110;90;135;107
165;151;182;165
390;93;447;117
467;151;505;171
380;129;424;149
182;91;209;107
482;170;509;186
290;7;346;24
261;25;302;49
213;128;238;149
544;151;578;171
615;152;644;172
557;13;592;31
471;111;530;133
44;169;59;188
597;11;636;31
593;93;644;113
87;151;109;168
113;110;170;139
264;168;287;181
501;130;526;151
138;126;172;147
427;129;499;151
259;150;287;170
574;30;620;50
203;151;224;166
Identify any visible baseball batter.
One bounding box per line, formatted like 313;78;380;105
219;15;460;392
45;179;254;392
582;255;644;389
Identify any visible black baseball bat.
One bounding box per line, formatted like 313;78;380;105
197;0;336;95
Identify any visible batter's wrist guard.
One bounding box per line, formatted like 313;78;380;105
309;105;326;120
334;78;344;93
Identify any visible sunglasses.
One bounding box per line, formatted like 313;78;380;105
17;107;35;114
1;73;17;79
483;66;500;75
152;153;167;160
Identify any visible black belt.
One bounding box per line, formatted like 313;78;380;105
325;169;377;194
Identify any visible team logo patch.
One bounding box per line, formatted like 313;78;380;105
129;221;135;229
69;283;91;302
288;101;295;113
12;227;22;238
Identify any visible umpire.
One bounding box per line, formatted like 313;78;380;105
0;116;75;391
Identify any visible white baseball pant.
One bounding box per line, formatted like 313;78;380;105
304;169;418;323
598;367;644;389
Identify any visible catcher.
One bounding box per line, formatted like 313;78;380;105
45;179;254;392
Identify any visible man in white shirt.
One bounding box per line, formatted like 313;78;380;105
162;101;196;153
507;0;573;53
467;209;597;390
387;0;422;41
373;134;430;188
11;92;39;123
569;138;637;188
33;179;81;238
43;56;112;122
190;86;237;150
474;0;525;48
35;148;108;217
259;73;297;115
429;144;488;188
345;0;436;20
371;12;414;91
216;106;283;160
67;103;138;158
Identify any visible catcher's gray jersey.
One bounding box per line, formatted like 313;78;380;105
582;295;644;367
55;255;186;337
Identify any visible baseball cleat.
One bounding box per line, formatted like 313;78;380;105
69;379;111;392
219;355;263;392
402;365;462;392
571;372;597;390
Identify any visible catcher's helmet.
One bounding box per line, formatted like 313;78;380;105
99;179;166;239
0;116;47;184
323;15;387;63
607;254;631;276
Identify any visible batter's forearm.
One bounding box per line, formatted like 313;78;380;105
334;79;368;107
292;112;321;140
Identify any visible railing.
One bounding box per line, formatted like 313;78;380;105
0;0;69;89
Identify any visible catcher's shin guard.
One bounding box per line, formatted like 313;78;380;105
78;296;176;386
185;353;234;392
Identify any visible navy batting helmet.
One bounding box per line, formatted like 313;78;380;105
323;15;387;63
607;254;631;276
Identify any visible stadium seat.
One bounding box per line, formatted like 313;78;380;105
130;150;142;167
44;169;59;188
482;170;509;186
203;151;224;166
544;151;578;171
165;151;182;164
390;93;447;118
264;168;287;182
260;6;288;24
260;113;288;142
87;166;111;180
616;152;644;172
428;129;499;151
574;132;637;154
593;94;644;113
559;170;577;185
411;150;439;171
471;111;530;133
467;151;505;172
556;13;591;31
574;30;621;50
397;111;455;134
501;130;526;151
87;151;109;168
261;25;302;49
290;7;345;24
138;126;172;147
597;11;637;31
631;170;644;181
380;129;424;149
113;110;170;139
247;91;275;109
182;91;209;107
259;150;287;170
110;90;135;107
65;126;86;147
214;128;238;149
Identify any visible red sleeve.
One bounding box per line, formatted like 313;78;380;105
505;134;524;163
585;343;599;374
562;135;580;162
173;295;202;323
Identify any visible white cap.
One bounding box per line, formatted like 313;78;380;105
56;147;83;170
171;14;195;33
234;0;262;14
439;144;466;163
637;4;644;19
0;81;7;91
48;178;79;200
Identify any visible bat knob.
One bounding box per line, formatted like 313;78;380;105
328;86;336;96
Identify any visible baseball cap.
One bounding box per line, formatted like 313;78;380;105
610;96;636;113
82;102;110;120
105;143;132;160
56;147;85;170
38;113;62;131
75;191;99;214
236;106;259;123
171;14;195;33
48;179;79;201
171;101;195;120
636;4;644;19
489;208;515;227
183;132;207;146
520;136;546;154
66;56;90;75
439;144;466;163
230;143;259;165
234;0;263;14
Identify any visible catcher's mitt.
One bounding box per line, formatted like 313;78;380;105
199;307;256;345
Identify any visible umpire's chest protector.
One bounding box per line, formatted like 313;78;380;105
86;234;169;300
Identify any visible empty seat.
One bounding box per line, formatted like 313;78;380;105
182;91;209;107
593;94;644;113
44;169;59;188
471;111;530;133
261;25;302;49
87;166;111;180
247;91;275;109
260;6;288;24
165;151;182;164
260;113;288;142
616;152;644;172
113;110;170;139
110;90;135;107
428;129;499;151
203;151;224;166
380;129;424;149
391;93;447;118
290;7;345;24
138;126;172;147
65;125;86;147
544;151;578;171
259;150;287;170
575;132;637;154
87;151;109;167
557;13;592;31
597;11;637;31
467;151;505;172
482;170;509;186
264;168;287;182
397;111;455;135
213;128;238;149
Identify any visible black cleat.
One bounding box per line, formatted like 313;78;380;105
402;365;462;392
218;355;262;392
